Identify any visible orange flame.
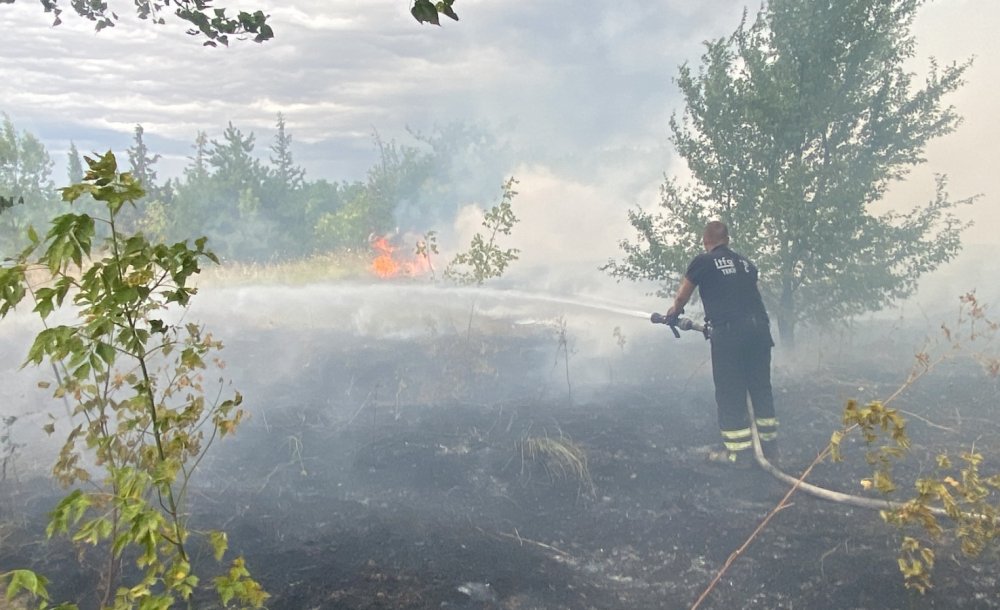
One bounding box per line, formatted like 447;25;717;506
371;237;400;278
370;236;431;279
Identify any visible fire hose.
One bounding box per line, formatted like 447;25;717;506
649;312;957;516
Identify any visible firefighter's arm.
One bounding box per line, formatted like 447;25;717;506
666;276;695;319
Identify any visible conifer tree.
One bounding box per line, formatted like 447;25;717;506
268;113;304;193
67;141;84;184
127;124;161;197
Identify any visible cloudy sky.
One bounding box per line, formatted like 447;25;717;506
1;0;997;273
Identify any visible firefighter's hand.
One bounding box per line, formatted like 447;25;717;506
664;306;683;326
651;312;680;325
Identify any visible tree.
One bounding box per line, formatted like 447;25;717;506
444;177;521;286
117;124;164;234
261;114;304;251
162;131;210;242
316;133;433;250
267;113;305;194
365;133;434;234
604;0;973;346
208;122;262;192
259;113;311;256
127;124;160;196
4;0;273;46
187;130;210;182
166;131;214;245
66;142;83;184
311;179;366;250
0;114;59;254
0;151;266;609
165;123;272;260
206;122;270;258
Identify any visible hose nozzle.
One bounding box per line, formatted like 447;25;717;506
650;314;710;339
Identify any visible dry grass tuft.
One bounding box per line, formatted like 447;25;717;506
518;434;595;497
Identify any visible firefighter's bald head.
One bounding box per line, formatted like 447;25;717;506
703;221;729;251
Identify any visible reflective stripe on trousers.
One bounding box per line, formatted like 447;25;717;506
755;416;779;442
721;417;779;451
721;427;752;452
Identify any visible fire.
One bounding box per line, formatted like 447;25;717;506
370;235;431;279
371;237;400;278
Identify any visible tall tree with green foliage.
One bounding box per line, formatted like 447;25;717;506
0;114;59;254
259;113;311;256
268;113;305;194
310;179;366;250
604;0;973;346
188;130;210;182
168;123;270;260
209;122;261;187
119;123;163;234
207;122;269;259
159;131;209;244
127;124;160;197
67;141;84;184
365;133;433;237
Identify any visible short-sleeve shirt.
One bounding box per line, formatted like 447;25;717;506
685;245;768;325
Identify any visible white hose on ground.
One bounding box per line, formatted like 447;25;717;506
747;405;953;517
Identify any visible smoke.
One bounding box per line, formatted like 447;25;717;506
1;0;999;482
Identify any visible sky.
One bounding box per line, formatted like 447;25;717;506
0;0;998;275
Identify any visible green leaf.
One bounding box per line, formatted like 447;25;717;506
255;23;274;42
95;341;116;366
71;361;91;381
209;530;229;562
411;0;440;25
437;1;458;20
5;569;48;601
33;287;56;319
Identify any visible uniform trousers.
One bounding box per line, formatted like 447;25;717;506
708;316;778;453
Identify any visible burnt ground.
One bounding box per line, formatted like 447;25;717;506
3;313;1000;610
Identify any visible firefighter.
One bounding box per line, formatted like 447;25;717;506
664;220;778;466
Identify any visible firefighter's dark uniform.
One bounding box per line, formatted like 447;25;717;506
685;244;778;456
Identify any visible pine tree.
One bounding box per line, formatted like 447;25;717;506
269;113;305;192
187;131;210;183
67;141;84;184
127;124;161;197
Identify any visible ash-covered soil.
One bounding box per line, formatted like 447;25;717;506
3;292;1000;609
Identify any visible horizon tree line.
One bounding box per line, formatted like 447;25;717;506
0;113;509;263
